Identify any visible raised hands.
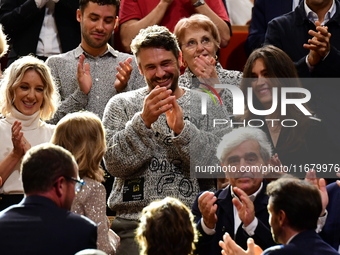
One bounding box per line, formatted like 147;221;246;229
0;121;31;183
198;191;218;229
304;20;331;66
269;153;281;167
232;187;255;227
305;170;328;216
11;121;31;157
141;86;174;128
165;97;184;135
266;153;286;179
193;55;222;94
114;57;133;93
219;233;262;255
77;54;92;95
141;85;184;134
194;55;218;79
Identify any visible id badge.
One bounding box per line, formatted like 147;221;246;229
123;177;144;202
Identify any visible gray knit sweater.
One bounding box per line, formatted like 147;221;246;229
103;86;231;220
46;45;145;124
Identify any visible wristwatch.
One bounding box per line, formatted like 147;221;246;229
193;0;205;8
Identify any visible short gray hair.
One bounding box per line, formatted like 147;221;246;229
216;127;272;163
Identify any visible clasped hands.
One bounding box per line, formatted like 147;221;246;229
11;121;30;158
141;86;184;135
198;187;256;231
304;20;331;66
194;55;218;79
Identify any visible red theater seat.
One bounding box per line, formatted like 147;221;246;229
218;25;249;72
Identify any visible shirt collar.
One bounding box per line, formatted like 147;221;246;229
304;0;336;25
292;0;301;11
230;181;263;202
74;44;118;58
286;232;299;244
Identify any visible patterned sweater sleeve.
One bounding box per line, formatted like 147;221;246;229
172;90;231;172
102;91;157;178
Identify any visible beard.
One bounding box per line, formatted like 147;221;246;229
146;71;180;94
82;27;109;49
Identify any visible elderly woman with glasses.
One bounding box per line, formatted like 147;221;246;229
0;55;59;210
51;111;120;255
174;14;242;115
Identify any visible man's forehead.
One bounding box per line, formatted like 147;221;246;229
267;197;274;210
138;47;176;65
226;140;262;158
227;152;259;160
84;2;117;16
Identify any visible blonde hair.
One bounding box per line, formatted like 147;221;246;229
136;197;198;255
0;55;59;120
174;14;220;51
51;111;106;182
0;24;9;58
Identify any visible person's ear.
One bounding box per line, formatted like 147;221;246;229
114;16;119;30
76;9;82;23
54;176;66;198
178;51;183;67
278;209;287;227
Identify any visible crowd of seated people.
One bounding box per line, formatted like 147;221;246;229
0;0;339;255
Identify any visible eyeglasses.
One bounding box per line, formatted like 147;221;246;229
64;176;85;194
184;37;213;51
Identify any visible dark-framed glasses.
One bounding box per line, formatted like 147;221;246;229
64;176;85;194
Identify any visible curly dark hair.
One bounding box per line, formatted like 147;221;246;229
130;25;180;60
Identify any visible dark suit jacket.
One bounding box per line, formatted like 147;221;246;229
263;230;338;255
0;0;80;63
320;182;340;250
0;195;97;255
245;0;293;56
264;1;340;152
260;117;337;178
265;0;340;78
192;181;275;255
